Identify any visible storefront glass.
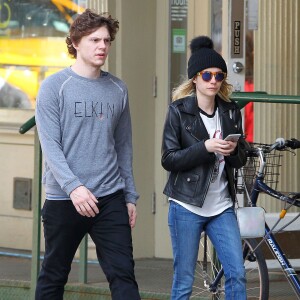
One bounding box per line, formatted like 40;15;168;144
169;0;188;100
0;0;83;109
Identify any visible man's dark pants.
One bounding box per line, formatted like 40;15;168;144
35;190;140;300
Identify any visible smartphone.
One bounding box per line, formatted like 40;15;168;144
224;134;241;142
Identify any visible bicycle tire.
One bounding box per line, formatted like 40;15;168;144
192;236;269;300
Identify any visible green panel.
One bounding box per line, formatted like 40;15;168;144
0;280;176;300
0;281;30;300
232;92;300;109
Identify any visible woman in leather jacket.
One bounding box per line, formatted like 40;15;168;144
161;36;247;300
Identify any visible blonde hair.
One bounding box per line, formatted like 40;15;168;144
172;77;233;102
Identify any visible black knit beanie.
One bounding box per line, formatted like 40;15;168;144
187;36;227;79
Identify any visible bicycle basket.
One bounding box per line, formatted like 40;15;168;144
237;142;282;194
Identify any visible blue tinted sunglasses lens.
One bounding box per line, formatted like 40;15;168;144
215;72;225;81
201;72;213;81
200;71;225;82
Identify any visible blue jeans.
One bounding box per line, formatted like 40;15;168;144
35;190;140;300
168;201;246;300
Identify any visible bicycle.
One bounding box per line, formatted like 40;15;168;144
191;137;300;300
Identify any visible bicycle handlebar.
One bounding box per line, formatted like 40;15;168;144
285;138;300;149
246;137;300;157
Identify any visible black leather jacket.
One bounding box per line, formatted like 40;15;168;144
161;95;247;208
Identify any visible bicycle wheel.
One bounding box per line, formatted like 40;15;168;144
192;235;269;300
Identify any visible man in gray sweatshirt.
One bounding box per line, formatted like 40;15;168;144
35;9;140;300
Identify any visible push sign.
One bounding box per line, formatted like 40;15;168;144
234;21;242;55
231;0;244;59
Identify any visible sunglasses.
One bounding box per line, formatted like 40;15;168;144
197;71;227;82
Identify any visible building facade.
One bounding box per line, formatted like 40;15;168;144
0;0;299;260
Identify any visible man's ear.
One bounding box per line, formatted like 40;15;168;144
72;42;78;50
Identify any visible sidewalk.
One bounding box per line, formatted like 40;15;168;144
0;248;298;299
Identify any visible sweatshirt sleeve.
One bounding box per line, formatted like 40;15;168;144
113;88;139;204
35;79;83;196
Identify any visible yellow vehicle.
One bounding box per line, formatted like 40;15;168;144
0;0;84;108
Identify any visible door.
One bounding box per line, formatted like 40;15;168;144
212;0;256;142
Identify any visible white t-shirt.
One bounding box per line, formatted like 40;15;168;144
170;107;232;217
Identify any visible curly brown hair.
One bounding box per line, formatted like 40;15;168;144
66;9;119;58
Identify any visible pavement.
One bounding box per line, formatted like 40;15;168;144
0;248;299;299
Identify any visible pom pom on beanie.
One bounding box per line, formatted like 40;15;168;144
187;36;227;79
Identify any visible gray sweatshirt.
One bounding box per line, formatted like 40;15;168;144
35;67;139;204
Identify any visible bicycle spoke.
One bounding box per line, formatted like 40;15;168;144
192;238;269;299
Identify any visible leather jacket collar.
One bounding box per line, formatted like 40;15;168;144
177;94;237;116
174;95;238;142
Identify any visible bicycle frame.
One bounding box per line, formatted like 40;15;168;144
251;177;300;298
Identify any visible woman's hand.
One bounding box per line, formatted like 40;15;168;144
205;138;237;156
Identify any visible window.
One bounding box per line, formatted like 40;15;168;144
0;0;82;109
169;0;188;100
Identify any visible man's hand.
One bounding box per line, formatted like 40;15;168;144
205;138;237;156
126;203;137;229
70;186;99;217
